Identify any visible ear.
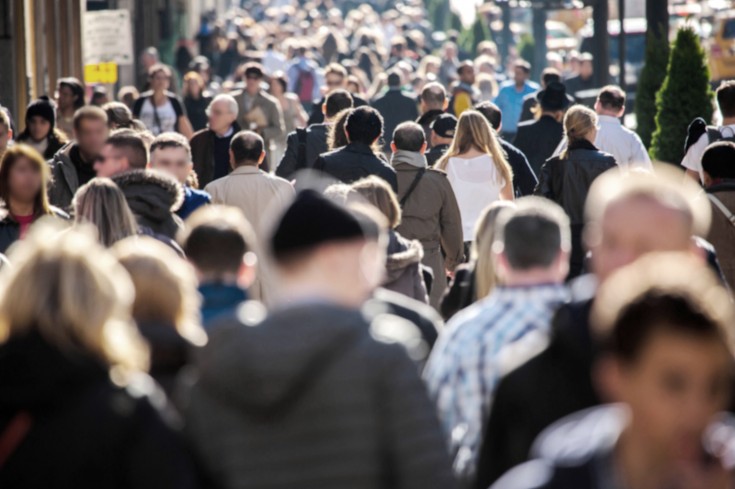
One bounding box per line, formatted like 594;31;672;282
229;149;236;169
420;142;427;155
7;129;12;140
390;142;397;153
594;356;624;403
237;253;258;289
442;99;449;111
493;249;510;282
258;150;266;166
322;104;327;115
703;172;714;188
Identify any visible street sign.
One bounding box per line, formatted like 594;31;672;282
84;62;119;84
83;9;133;66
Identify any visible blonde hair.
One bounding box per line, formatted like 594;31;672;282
561;105;597;158
113;237;206;347
0;224;148;374
435;110;513;187
351;176;402;229
473;201;516;299
74;178;139;247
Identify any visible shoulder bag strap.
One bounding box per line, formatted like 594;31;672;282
708;193;735;227
399;168;427;207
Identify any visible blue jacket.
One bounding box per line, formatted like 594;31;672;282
199;283;248;327
176;186;211;220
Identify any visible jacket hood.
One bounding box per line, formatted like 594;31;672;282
112;169;185;221
385;231;423;282
196;302;369;417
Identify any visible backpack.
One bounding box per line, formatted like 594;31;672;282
294;67;315;104
707;126;735;144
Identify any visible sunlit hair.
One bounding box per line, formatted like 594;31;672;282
350;175;401;229
561;105;598;159
0;224;148;374
435;110;513;187
113;236;206;347
473;200;516;300
182;71;205;97
328;108;354;151
73;178;139;247
102;101;145;131
0;144;53;218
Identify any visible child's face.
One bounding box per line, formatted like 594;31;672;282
611;331;732;461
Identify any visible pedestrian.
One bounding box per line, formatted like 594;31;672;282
390;121;463;309
304;63;366;125
269;71;309;166
564;52;596;102
351;176;428;303
474;102;538;196
178;205;259;327
0;145;69;253
113;237;206;398
449;61;479;117
0;109;13;161
54;77;86;139
181;189;456;489
288;45;324;114
16;98;67;160
190;94;242;188
493;253;735;489
493;60;539;140
73;177;139;247
314;106;398;191
102;102;146;131
416;82;449;147
94;129;149;178
436;110;514;251
425;197;570;484
232;63;285;171
0;227;201;489
48;106;109;210
425;113;456;166
149;133;211;220
133;64;194;138
277;89;354;179
371;70;420;152
182;71;212;132
535;105;616;278
518;68;570;123
513;81;569;175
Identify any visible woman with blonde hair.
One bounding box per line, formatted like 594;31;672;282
536;104;617;278
113;236;205;398
436;110;514;248
74;178;139;247
0;226;200;487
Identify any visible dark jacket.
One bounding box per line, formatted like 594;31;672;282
307;94;368;125
176;186;211;220
17;133;65;160
276;123;330;179
184;95;212;132
365;287;443;349
371;89;420;151
198;283;249;328
136;322;192;400
417;109;446;148
112;170;185;240
182;302;456;489
519;91;574;123
426;143;450;167
439;263;477;321
0;207;69;254
706;182;735;290
190;121;242;188
384;230;428;303
475;299;598;489
48;142;95;211
499;139;538;197
513;115;564;176
0;332;200;489
314;142;398;192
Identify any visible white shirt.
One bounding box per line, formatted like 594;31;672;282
139;98;177;135
552;115;651;170
445;154;504;241
681;124;735;182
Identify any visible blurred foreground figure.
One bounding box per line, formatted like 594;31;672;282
182;190;455;489
0;226;200;488
493;254;735;489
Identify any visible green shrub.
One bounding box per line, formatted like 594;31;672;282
634;30;669;148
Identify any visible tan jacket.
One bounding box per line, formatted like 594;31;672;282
232;89;285;150
707;188;735;290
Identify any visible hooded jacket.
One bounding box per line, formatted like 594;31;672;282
384;230;428;304
112;170;185;239
182;302;455;489
0;332;200;489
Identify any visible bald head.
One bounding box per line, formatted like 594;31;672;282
230;130;265;168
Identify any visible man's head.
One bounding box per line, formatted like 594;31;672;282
94;129;148;178
56;77;86;112
540;68;561;89
322;89;353;121
391;122;426;154
386;70;403;89
474;101;502;132
179;206;257;286
0;109;13;156
584;168;710;283
702;141;735;186
593;253;734;461
345;106;383;146
514;60;531;85
73;106;109;160
430;113;457;147
716;80;735;119
206;94;238;134
229;130;265;168
269;189;386;308
149;133;192;184
457;61;476;85
420;82;448;113
324;63;348;92
579;53;594;79
595;85;626;118
492;197;571;285
243;63;265;95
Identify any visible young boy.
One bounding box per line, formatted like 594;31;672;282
492;253;735;489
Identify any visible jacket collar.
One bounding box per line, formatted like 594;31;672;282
230;165;262;175
344;142;376;155
568;139;599;152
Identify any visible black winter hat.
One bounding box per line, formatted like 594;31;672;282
270;189;379;262
537;81;570;111
25;98;57;130
702;141;735;180
431;114;458;139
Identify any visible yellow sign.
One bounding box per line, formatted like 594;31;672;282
84;62;118;84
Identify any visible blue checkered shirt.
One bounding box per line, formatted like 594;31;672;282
423;283;568;475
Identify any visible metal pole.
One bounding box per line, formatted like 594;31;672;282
618;0;625;89
501;2;511;68
592;0;610;87
532;6;547;82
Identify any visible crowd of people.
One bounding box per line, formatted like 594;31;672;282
2;2;735;488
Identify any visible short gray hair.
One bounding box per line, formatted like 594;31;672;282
206;94;239;118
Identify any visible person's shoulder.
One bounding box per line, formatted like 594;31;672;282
258;90;280;105
517;119;537;130
188;187;211;202
190;127;211;142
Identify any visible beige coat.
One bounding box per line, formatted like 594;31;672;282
232;89;285;169
204;165;295;303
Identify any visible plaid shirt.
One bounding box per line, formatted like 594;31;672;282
423;283;568;475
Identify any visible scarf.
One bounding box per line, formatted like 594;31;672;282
391;149;427;169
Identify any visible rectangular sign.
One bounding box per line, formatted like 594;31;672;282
84;62;119;84
83;9;134;66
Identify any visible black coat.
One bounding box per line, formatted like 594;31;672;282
190;121;242;188
371;89;420;151
0;332;201;489
513;115;564;176
307;94;368;125
276;123;330;180
426;143;450;167
499;139;538;197
314;142;398;192
416;109;446;148
0;207;69;254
